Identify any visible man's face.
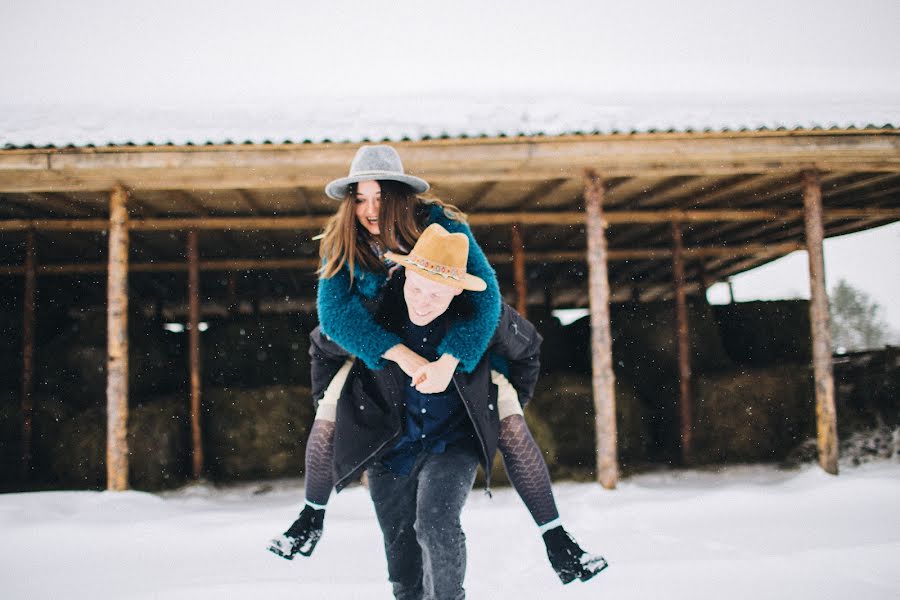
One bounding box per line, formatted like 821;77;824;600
403;270;463;326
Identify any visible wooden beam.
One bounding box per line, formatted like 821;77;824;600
106;186;130;491
671;222;693;464
1;131;898;193
0;242;814;277
803;170;839;475
0;241;812;277
2;207;898;232
187;230;204;480
24;192;96;217
21;229;36;478
615;175;696;208
509;178;568;211
584;169;618;490
510;224;527;317
460;181;500;211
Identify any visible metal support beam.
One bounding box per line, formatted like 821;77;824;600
106;186;130;491
584;169;618;490
802;170;839;475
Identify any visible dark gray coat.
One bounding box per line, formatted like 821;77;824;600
309;273;542;494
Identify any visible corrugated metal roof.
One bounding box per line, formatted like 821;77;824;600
2;97;898;149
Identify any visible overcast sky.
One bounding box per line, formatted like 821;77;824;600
1;1;899;334
2;0;899;106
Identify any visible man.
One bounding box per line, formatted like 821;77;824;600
270;224;607;598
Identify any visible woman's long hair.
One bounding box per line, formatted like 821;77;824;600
318;180;466;282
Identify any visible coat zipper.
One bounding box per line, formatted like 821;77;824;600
453;376;493;498
511;321;530;342
335;427;401;491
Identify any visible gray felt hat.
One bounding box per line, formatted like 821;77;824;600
325;145;430;200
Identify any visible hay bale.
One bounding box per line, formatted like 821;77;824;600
528;372;650;476
713;300;811;366
129;396;190;490
0;309;20;394
692;366;815;463
565;299;733;377
0;392;21;484
833;348;900;435
203;385;315;481
46;405;105;488
203;315;312;388
36;311;185;409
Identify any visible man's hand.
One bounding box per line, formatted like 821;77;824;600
412;354;460;393
383;344;429;378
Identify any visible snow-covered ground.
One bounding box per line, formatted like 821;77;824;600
1;462;898;599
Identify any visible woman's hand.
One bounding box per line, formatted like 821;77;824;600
383;344;429;379
411;354;460;394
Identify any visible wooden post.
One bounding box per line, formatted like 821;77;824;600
226;272;238;316
21;229;36;478
697;261;711;305
188;230;204;479
584;169;618;490
510;223;527;317
106;186;130;491
802;170;839;475
672;221;693;464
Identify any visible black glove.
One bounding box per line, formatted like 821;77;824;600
542;525;608;584
267;505;325;560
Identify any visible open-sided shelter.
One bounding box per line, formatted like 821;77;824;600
2;101;898;489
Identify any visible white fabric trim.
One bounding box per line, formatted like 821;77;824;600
315;359;354;422
491;370;523;419
305;499;327;511
538;517;563;534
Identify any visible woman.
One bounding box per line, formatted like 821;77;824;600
269;145;606;584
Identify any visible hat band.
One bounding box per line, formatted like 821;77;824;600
349;169;404;178
402;252;465;282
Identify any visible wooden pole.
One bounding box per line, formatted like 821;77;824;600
227;272;238;316
584;169;618;490
672;222;694;464
188;230;204;479
106;186;130;491
802;170;839;475
21;229;36;478
510;223;528;317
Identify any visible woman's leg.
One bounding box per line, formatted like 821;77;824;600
492;371;608;584
303;358;353;506
268;359;352;560
493;370;559;527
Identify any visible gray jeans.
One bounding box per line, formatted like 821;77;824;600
367;444;479;600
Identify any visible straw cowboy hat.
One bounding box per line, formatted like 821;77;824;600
325;145;430;200
384;224;487;292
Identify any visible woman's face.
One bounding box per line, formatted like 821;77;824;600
354;180;381;236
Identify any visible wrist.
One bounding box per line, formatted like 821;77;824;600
438;353;460;370
383;344;407;362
